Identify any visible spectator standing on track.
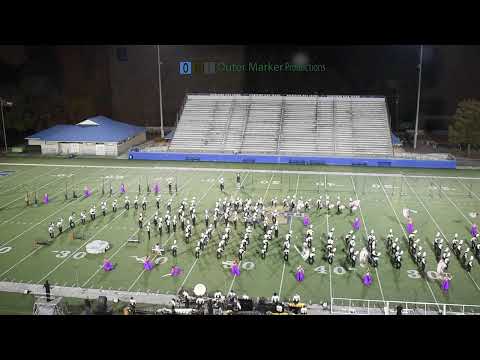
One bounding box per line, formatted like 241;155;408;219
220;177;225;192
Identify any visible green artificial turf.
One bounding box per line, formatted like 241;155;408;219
0;157;480;314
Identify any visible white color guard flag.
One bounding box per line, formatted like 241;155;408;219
469;212;478;218
437;260;446;275
402;208;418;218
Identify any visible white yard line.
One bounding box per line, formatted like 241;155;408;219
404;177;480;292
432;179;473;225
38;210;129;283
0;248;42;279
112;170;211;293
456;178;480;202
295;175;300;197
0;168;126;248
326;213;333;313
278;262;286;299
263;173;275;199
377;176;440;309
177;258;199;292
78;168;182;287
0;166;35;186
125;173;198;292
0;165;45;184
3;162;476;180
0;167;58;195
0;175;65;211
430;178;480;291
0;168;105;226
293;244;305;259
175;172;234;294
227;172;274;294
0;169;134;280
278;178;298;300
350;175;386;304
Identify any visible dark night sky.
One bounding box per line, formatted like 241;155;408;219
1;45;480;145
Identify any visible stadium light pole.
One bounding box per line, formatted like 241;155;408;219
0;98;12;153
413;45;423;152
156;45;165;139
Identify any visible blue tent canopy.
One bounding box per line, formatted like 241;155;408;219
26;116;145;143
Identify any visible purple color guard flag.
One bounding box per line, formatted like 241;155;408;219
120;183;126;194
103;259;113;272
295;267;305;282
43;193;49;204
353;217;361;231
170;265;182;277
407;221;414;234
303;215;310;227
471;223;478;237
143;259;154;271
154;183;160;194
362;272;373;287
84;186;92;197
441;277;450;293
231;263;241;277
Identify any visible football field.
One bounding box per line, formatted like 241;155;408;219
1;157;480;314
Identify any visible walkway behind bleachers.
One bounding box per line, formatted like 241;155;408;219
169;94;394;157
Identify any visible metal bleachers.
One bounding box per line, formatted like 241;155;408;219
170;94;393;157
239;95;282;154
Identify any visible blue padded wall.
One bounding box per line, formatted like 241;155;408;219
128;151;456;169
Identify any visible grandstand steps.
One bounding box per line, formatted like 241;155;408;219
171;94;394;157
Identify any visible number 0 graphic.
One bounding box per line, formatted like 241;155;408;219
180;61;192;75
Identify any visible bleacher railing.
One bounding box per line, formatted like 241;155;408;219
186;93;387;99
331;297;480;315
